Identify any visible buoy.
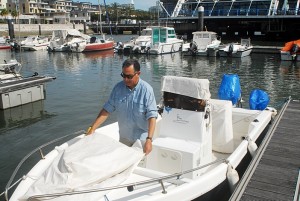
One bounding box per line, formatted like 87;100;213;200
227;164;239;193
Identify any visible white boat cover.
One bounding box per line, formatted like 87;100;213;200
210;99;235;153
21;134;144;201
161;76;211;100
51;29;90;40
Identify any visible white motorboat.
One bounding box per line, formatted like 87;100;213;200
148;27;183;55
182;31;221;57
47;29;89;53
115;27;152;54
129;27;153;54
3;75;277;200
20;36;50;51
280;39;300;61
219;38;253;58
0;60;22;80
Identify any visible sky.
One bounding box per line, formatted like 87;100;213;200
90;0;157;11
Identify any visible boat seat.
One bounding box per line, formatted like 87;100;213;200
210;99;234;153
90;36;96;43
146;107;212;179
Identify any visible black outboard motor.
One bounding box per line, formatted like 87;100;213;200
188;42;198;56
291;44;299;60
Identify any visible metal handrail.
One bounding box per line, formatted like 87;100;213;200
2;130;85;200
28;158;226;200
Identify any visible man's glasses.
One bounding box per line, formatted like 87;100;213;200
120;72;137;79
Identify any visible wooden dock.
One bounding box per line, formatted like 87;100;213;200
230;98;300;201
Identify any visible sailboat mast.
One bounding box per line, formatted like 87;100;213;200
98;0;103;35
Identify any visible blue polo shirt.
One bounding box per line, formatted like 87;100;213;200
103;78;158;142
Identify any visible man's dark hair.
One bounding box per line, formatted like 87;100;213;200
122;59;140;72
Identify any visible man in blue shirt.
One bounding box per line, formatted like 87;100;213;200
87;59;158;155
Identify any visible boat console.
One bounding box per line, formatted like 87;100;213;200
146;76;212;179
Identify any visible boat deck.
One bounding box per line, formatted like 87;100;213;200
230;98;300;201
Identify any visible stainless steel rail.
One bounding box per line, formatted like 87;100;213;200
1;130;85;201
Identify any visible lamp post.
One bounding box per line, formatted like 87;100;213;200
38;24;41;36
156;1;160;26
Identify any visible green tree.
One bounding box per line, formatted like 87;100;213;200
0;9;9;19
11;10;19;21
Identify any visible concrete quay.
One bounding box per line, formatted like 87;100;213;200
0;24;85;37
252;46;282;54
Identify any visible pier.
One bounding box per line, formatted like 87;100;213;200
230;98;300;201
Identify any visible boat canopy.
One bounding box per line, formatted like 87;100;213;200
51;29;90;40
21;134;144;200
161;76;211;100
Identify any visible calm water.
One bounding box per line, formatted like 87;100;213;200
0;35;300;198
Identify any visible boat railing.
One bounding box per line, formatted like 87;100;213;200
0;128;227;200
0;130;85;201
26;158;226;201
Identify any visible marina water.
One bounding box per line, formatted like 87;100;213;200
0;35;299;199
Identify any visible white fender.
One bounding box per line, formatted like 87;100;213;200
226;164;239;193
246;137;258;157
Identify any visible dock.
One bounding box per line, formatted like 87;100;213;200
230;98;300;201
252;46;281;54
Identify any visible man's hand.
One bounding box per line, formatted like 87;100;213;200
144;140;152;155
86;126;94;135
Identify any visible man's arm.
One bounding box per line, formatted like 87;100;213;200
144;117;156;155
87;109;110;135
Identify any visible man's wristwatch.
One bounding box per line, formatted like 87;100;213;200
146;137;153;142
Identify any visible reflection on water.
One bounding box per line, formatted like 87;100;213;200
279;60;300;79
0;45;300;196
0;100;55;131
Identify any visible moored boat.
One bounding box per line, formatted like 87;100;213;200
148;26;183;55
219;38;253;58
47;29;88;53
280;39;300;61
20;36;50;51
122;27;153;54
0;37;11;50
2;74;278;201
182;31;221;57
83;35;114;52
0;60;22;80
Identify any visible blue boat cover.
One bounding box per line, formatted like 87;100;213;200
218;74;241;105
249;89;269;110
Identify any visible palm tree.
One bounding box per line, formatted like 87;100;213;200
1;9;9;19
11;10;19;23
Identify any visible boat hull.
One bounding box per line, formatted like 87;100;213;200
83;41;114;52
21;44;49;51
219;48;252;58
149;41;183;55
0;45;11;50
280;51;300;61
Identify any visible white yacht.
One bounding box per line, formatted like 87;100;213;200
148;27;183;55
182;31;221;56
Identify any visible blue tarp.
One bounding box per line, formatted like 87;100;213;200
249;89;269;110
218;74;241;105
